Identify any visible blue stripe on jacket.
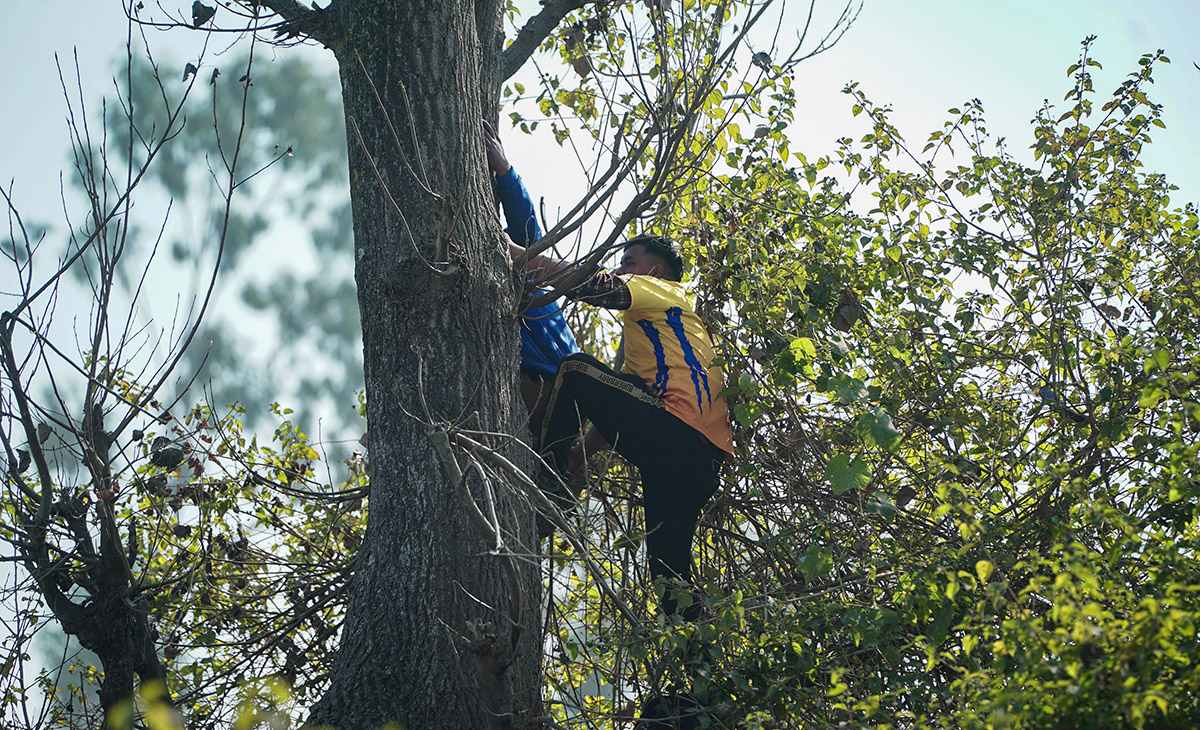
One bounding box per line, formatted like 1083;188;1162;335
636;319;671;396
666;306;711;411
498;166;579;376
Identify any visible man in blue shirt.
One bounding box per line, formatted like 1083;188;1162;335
485;121;579;445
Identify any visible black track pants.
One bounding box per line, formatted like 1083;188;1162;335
541;353;724;612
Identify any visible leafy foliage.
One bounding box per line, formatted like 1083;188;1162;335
135;402;364;725
538;38;1200;729
2;384;364;729
0;33;362;730
7;2;1198;727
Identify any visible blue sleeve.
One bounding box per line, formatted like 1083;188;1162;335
520;301;579;378
499;167;579;373
496;166;541;247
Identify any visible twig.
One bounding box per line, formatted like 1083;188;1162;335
451;431;643;631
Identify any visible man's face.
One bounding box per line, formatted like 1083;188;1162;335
615;244;665;278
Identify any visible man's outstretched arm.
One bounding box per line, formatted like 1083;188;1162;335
508;240;577;285
510;243;634;310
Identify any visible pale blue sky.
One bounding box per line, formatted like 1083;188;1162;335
1;1;1197;315
783;0;1200;195
2;1;1197;234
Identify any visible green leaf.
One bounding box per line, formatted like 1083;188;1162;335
825;453;870;494
1138;385;1167;408
826;374;868;404
797;544;833;580
1142;349;1169;373
928;603;954;646
789;337;816;361
733;402;760;428
828;334;851;359
857;407;902;452
738;371;754;392
614;531;642;552
866;490;897;519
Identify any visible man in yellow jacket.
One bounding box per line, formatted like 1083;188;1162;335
510;234;733;618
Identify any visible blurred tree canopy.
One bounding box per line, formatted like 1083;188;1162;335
106;51;360;442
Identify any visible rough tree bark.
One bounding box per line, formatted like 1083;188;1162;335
304;1;544;728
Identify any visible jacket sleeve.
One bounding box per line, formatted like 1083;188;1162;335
495;166;541;247
565;270;632;310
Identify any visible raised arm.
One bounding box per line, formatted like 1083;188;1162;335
485;120;541;247
486;121;632;309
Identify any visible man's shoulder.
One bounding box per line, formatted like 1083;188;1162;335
624;275;689;307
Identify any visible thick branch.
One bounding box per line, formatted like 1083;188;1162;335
0;314;56;522
500;0;592;82
245;0;337;48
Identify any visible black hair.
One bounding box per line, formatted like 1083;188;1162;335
624;234;684;281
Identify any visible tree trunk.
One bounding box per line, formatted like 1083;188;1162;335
309;2;541;728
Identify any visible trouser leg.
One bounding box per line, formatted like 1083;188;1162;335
540;353;668;473
541;352;726;616
641;440;723;619
642;474;710;585
536;353;662;532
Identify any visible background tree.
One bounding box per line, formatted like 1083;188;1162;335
0;33;363;730
0;34;253;727
102;52;361;441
